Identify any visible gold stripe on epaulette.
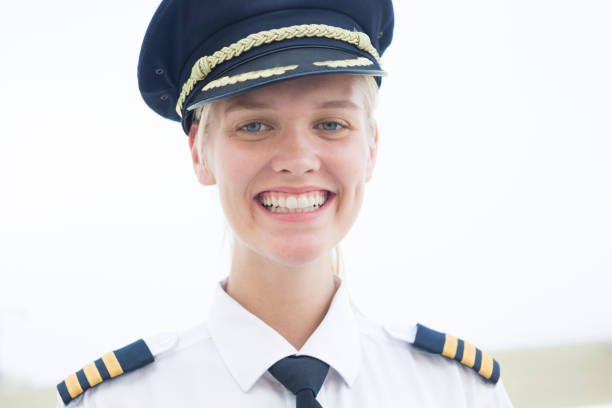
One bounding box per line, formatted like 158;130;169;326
461;342;477;368
442;334;458;359
102;352;124;378
202;65;298;92
313;56;373;68
83;361;103;387
479;351;494;379
65;373;83;398
176;24;382;116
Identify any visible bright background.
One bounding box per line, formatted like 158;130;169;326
1;0;611;394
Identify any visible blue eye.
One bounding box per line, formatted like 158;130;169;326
317;121;343;131
241;122;268;132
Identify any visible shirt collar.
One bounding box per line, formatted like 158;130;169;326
207;274;362;392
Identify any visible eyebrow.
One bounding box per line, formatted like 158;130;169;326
316;100;360;110
223;99;274;114
222;98;360;114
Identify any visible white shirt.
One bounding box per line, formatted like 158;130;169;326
57;275;514;407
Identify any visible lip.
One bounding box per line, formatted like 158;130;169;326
255;185;332;198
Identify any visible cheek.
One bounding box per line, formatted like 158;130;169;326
214;140;264;203
328;138;370;182
217;144;255;178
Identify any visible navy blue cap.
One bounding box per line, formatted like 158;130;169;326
138;0;394;134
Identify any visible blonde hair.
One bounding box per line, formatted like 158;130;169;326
193;75;378;313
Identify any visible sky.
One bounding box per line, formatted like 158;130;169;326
0;0;611;387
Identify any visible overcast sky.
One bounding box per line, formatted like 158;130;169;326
1;0;611;386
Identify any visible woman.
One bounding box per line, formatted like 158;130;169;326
56;0;514;406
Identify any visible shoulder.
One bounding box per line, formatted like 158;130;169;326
55;322;214;407
380;320;500;382
355;316;514;407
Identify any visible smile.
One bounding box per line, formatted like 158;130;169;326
254;191;335;221
258;190;330;213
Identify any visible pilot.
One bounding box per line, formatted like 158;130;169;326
56;0;514;406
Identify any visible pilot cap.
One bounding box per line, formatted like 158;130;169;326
137;0;395;134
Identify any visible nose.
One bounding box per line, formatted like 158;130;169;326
270;126;321;175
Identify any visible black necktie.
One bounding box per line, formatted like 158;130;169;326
268;355;330;408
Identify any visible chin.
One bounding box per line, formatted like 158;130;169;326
266;243;332;267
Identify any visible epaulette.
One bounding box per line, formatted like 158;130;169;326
56;333;177;406
384;322;501;384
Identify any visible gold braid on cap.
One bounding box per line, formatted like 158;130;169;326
176;24;381;117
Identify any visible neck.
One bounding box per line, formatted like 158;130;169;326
224;240;339;350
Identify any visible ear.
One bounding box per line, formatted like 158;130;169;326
188;121;216;186
365;123;379;183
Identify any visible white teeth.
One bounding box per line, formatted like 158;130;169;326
258;190;329;212
298;195;309;208
286;196;298;209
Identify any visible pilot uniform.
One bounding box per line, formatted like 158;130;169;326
56;275;513;407
56;0;515;405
